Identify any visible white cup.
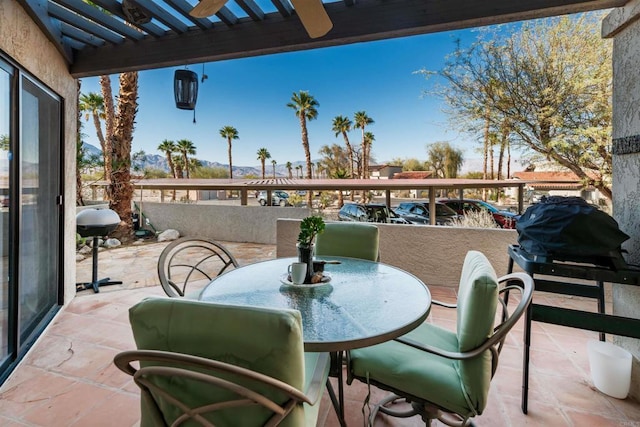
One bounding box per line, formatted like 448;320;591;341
288;262;307;285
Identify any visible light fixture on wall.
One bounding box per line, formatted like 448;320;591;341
174;69;199;123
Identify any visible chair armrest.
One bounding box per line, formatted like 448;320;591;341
395;272;534;361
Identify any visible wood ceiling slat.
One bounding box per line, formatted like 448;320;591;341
55;0;145;40
49;2;125;44
270;0;293;17
61;35;86;50
162;0;215;30
133;0;190;33
60;21;106;47
235;0;265;21
216;6;239;25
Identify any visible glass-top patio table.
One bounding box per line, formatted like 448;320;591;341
199;256;432;425
198;256;432;352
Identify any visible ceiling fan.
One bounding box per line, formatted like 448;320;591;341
190;0;333;39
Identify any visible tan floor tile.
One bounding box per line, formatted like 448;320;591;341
69;390;139;427
21;381;115;426
565;409;638;427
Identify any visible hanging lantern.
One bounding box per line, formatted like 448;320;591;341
174;70;198;110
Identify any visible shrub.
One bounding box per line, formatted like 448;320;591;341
449;210;499;229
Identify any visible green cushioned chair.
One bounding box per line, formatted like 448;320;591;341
347;251;533;426
315;222;380;261
114;298;330;427
157;237;239;298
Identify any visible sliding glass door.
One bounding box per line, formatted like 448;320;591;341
18;76;61;342
0;60;11;373
0;56;62;384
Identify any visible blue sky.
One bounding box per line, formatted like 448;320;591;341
79;28;489;168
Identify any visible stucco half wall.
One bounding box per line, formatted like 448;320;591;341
276;219;519;287
141;203;311;244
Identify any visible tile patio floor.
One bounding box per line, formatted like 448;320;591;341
0;240;638;426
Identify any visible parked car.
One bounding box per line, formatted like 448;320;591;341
257;190;291;207
438;198;520;229
394;201;460;225
338;203;410;224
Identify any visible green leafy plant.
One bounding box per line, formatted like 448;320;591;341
297;216;325;247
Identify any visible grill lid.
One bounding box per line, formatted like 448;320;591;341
76;209;121;237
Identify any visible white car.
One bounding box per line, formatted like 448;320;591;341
257;190;291;207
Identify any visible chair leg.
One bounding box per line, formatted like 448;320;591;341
372;394;421;421
371;394;473;427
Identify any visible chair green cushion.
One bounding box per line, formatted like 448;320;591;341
455;250;498;414
350;322;475;417
129;297;316;427
350;250;499;418
315;222;379;261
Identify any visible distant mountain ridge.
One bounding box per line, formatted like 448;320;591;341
81;142;518;178
81;142;303;178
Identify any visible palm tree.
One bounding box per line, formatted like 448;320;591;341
219;126;239;179
173;154;184;178
271;159;277;178
331;115;355;178
364;131;375;177
257;147;271;179
79;92;107;176
157;139;177;178
332;168;348;208
107;71;139;240
316;161;323;179
176;139;196;179
296;165;302;178
354;111;374;178
99;75;116;184
286;161;293;179
287;91;319;206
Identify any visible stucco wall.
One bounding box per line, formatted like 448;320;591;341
141;203;312;244
276;219;519;287
603;2;640;400
1;1;78;304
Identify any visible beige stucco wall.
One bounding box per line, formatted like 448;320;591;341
276;219;519;287
1;1;78;304
142;203;312;244
603;2;640;400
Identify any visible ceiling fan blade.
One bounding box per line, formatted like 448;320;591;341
190;0;229;18
290;0;333;39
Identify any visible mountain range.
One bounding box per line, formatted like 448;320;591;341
82;142;517;177
82;143;301;177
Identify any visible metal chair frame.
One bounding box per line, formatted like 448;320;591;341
347;272;534;427
114;349;328;427
157;237;239;297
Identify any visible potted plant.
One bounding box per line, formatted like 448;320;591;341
297;216;325;283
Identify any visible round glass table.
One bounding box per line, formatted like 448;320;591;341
198;256;432;352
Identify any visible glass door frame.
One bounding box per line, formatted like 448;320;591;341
0;52;64;385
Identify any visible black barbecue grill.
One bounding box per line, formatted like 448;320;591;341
76;208;123;293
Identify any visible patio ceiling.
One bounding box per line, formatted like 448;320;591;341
18;0;627;78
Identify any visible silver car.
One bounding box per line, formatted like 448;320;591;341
257;190;291;207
